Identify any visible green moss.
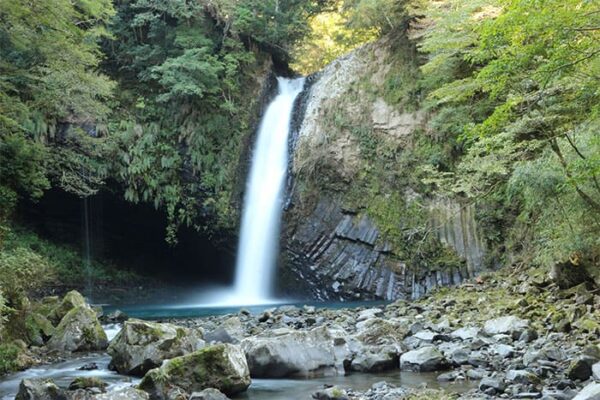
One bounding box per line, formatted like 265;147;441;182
68;377;107;390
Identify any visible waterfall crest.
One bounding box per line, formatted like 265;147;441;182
232;77;305;304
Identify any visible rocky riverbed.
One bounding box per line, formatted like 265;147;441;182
2;265;599;400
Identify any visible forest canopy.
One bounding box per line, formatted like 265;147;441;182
0;0;598;272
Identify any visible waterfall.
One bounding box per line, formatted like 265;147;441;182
233;77;305;304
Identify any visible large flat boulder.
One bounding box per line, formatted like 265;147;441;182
241;326;343;378
139;344;250;399
108;319;205;376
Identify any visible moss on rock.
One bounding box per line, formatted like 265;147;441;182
139;343;250;398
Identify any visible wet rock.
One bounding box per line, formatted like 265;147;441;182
573;382;600;400
47;305;108;352
399;346;448;372
241;327;343;378
108;319;205;376
15;379;67;400
437;370;462;382
78;363;98;371
312;386;349;400
349;345;400;372
483;316;529;336
139;344;250;398
188;388;231;400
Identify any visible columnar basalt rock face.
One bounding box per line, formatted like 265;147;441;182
283;197;409;300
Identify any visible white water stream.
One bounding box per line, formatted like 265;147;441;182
232;77;305;304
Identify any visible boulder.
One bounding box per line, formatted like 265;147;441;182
483;316;529;336
573;382;600;400
15;379;67;400
241;327;342;378
354;318;409;345
188;388;230;400
568;357;596;381
349;344;400;372
399;346;448;372
47;306;108;352
204;317;244;344
479;377;506;394
49;291;87;324
139;344;250;398
108;319;205;376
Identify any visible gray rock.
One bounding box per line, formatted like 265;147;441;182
47;306;108;352
357;308;383;322
592;362;600;381
108;319;205;376
573;382;600;400
188;388;230;400
204;317;244;344
506;369;540;384
450;327;480;341
241;327;343;378
479;377;506;394
312;386;349;400
93;387;149;400
413;331;436;342
466;368;486;380
139;344;250;398
492;344;515;359
399;346;448;372
15;379;67;400
350;345;399;372
483;316;529;336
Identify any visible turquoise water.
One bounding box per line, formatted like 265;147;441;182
102;300;390;320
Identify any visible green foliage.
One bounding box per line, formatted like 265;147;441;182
0;134;50;201
0;247;54;305
2;225;140;290
291;2;378;74
0;343;21;375
418;0;600;266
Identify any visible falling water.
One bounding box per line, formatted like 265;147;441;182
82;197;93;301
233;77;305;304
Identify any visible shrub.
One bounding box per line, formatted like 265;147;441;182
0;248;54;305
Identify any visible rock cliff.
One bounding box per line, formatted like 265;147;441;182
280;39;491;301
